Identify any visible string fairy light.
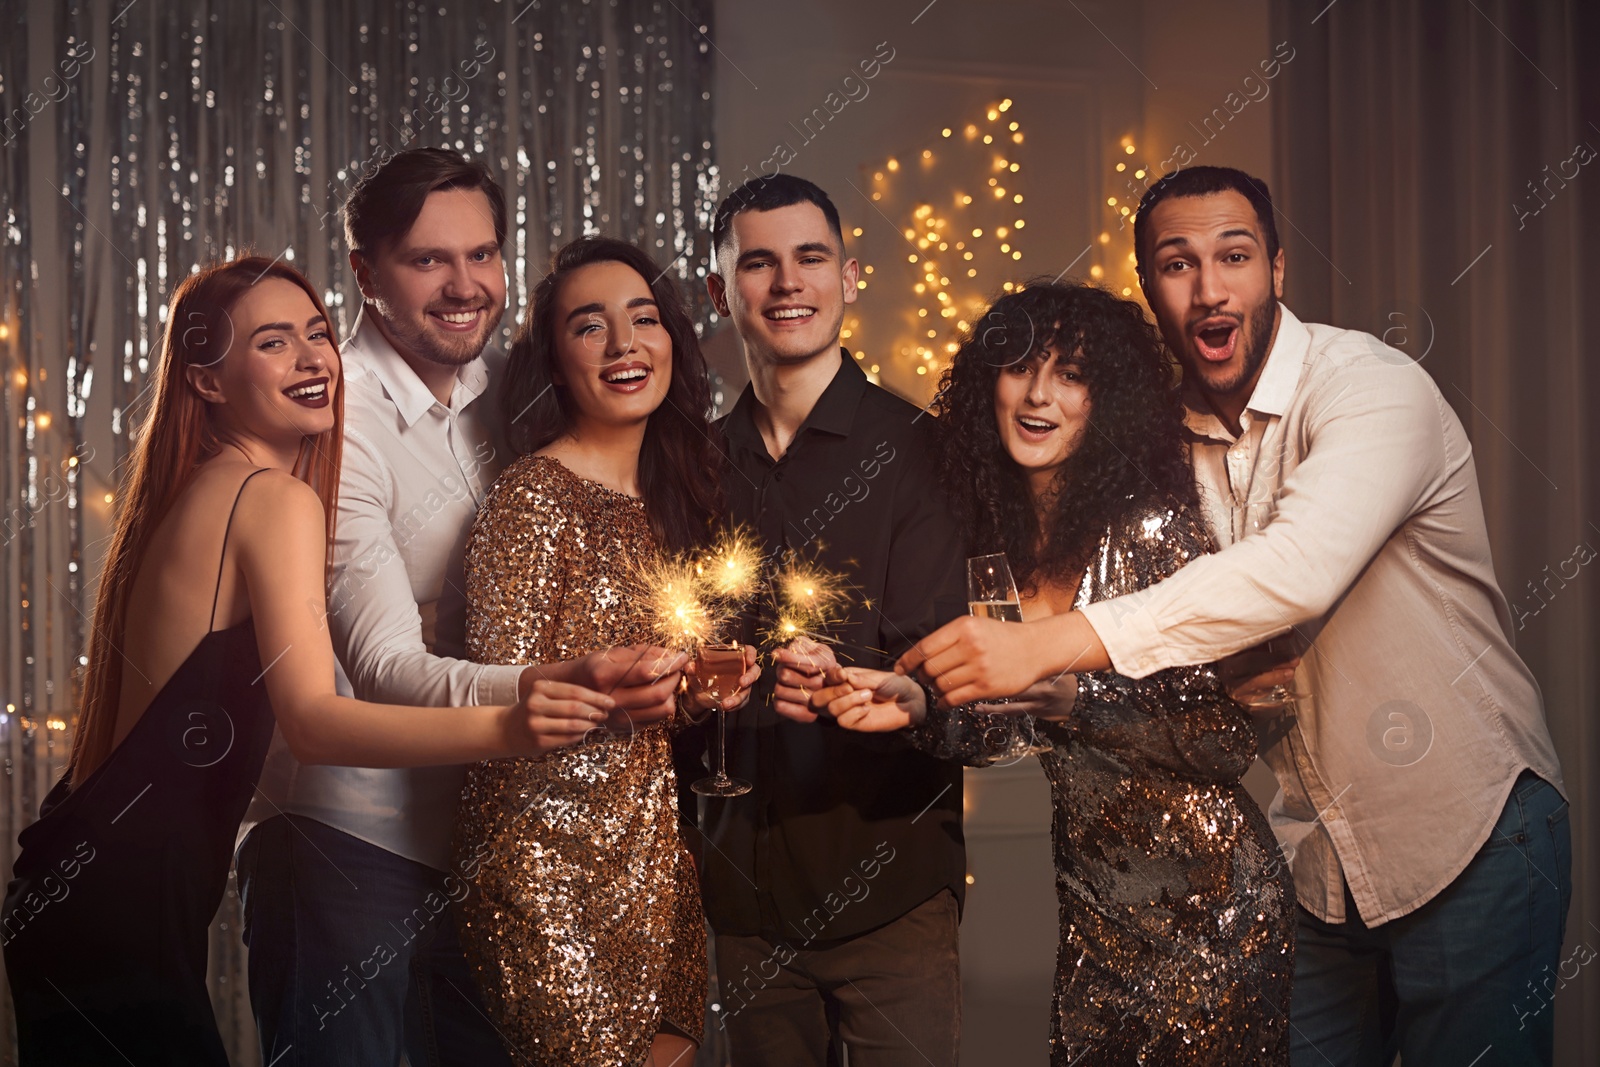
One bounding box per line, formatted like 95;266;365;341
1101;133;1151;307
851;98;1031;394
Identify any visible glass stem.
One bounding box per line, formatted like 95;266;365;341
713;706;729;782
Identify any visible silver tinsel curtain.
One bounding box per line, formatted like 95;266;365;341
0;0;718;1059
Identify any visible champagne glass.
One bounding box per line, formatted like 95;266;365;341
967;553;1023;621
965;554;1051;760
691;643;751;797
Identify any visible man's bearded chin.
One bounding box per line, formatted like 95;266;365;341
1205;297;1277;397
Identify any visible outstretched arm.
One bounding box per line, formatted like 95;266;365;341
901;359;1450;692
240;471;611;766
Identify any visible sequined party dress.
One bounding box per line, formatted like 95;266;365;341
918;501;1293;1065
453;454;706;1066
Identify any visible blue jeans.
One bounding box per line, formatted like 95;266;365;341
236;814;513;1067
1290;771;1571;1067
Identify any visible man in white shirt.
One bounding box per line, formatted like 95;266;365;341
903;166;1569;1066
236;148;682;1066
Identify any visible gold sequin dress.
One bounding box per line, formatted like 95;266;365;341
453;454;706;1065
916;502;1293;1065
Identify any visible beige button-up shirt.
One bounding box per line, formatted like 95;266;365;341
1080;304;1564;925
244;308;523;870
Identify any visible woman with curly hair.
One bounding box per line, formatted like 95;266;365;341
816;281;1293;1065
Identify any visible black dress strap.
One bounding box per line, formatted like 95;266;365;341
209;469;271;632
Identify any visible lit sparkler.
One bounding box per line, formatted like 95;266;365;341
696;526;762;602
763;557;851;648
635;556;719;655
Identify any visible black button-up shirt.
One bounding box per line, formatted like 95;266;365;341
679;349;966;942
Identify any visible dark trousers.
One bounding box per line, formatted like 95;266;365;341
236;814;513;1067
1290;772;1572;1067
715;889;960;1067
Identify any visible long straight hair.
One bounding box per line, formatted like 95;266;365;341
502;237;724;552
67;256;344;787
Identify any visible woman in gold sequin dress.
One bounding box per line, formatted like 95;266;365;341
818;283;1293;1065
454;237;756;1066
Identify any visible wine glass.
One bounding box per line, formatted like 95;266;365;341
691;643;751;797
965;554;1051;761
1235;659;1306;749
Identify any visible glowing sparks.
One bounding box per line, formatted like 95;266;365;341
634;528;765;656
763;558;851;648
697;527;762;601
634;556;719;654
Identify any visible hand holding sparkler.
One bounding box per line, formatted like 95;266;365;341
772;638;839;724
520;646;687;730
764;558;853;724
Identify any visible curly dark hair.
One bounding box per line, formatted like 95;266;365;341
503;236;725;552
930;280;1197;593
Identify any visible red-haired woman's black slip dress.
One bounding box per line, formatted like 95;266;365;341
3;470;278;1065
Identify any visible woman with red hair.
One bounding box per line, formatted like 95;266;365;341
1;257;613;1064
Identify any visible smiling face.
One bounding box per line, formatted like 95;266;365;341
1141;190;1284;404
708;201;858;369
189;276;340;449
550;259;674;432
992;336;1092;499
354;185;507;371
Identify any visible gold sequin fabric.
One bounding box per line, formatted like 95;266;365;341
454;454;706;1066
917;502;1293;1065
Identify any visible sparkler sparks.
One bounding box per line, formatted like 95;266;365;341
634;527;765;656
696;526;762;601
635;556;720;654
763;558;852;648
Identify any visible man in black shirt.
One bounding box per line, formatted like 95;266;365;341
680;174;965;1066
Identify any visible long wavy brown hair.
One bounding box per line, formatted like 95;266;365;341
502;236;724;552
68;256;344;787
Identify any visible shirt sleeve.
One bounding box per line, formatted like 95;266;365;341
329;428;524;709
1081;355;1453;679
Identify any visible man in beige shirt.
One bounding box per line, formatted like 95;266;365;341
903;167;1569;1066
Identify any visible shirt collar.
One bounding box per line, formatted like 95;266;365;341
342;305;491;427
1183;302;1310;437
724;348;866;453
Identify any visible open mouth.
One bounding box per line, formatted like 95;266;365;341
1016;415;1056;437
600;362;652;392
1193;318;1240;363
284;376;330;409
764;306;816;326
429;307;484;332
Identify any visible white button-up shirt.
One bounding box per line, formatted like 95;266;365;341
1080;304;1564;925
244;308;522;870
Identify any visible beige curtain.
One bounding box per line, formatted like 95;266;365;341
1269;1;1598;1061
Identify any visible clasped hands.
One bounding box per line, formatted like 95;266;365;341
505;643;758;758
